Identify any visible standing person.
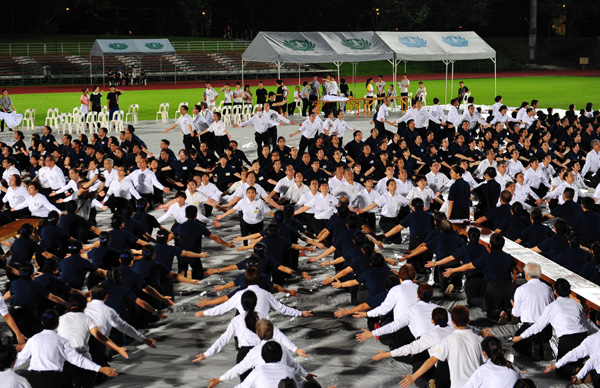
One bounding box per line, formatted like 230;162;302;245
264;102;294;149
89;86;102;115
376;75;386;100
232;82;244;108
79;88;90;120
0;89;16;132
447;166;471;221
140;69;147;86
365;78;374;99
106;85;122;126
204;82;219;110
458;81;470;103
307;75;320;113
339;78;350;111
399;73;410;99
130;66;137;85
198;112;231;156
301;82;310;117
243;85;253;106
215;186;272;244
289;112;322;155
255;81;267;105
289;86;301;117
163;105;199;154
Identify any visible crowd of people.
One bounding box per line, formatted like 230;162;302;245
0;75;600;388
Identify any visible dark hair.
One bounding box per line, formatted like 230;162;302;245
19;263;34;278
513;378;537;388
554;278;571;297
18;223;33;238
411;197;424;211
554;218;569;235
467;227;481;245
262;341;283;363
253;242;266;257
111;216;124;229
68;240;82;254
241;290;259;332
91;285;108;300
370;253;385;268
417;283;434;303
142;245;155;260
98;231;110;246
582;196;595;211
482;337;515;369
243;266;261;286
185;205;198;220
489;233;505;251
398;264;416;281
68;293;87;313
119;250;134;266
450;305;470;327
0;344;17;371
563;187;575;200
41;309;60;330
278;378;297;388
432;307;449;327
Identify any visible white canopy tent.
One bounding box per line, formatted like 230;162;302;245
90;39;176;85
376;31;496;104
241;32;394;94
242;31;496;104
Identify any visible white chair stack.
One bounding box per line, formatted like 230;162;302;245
72;111;85;134
232;105;242;125
221;105;232;126
45;108;59;128
97;112;110;131
461;92;471;109
242;104;253;121
156;103;169;123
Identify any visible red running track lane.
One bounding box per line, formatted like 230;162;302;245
6;69;600;95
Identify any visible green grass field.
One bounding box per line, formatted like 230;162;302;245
10;76;600;124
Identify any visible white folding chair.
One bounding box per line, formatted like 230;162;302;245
420;91;428;106
97;112;110;131
242;104;253;121
60;113;73;134
101;106;109;114
232;105;242;125
22;109;35;130
72;112;85;134
113;110;125;132
221;106;232;126
125;104;139;124
45;108;59;128
253;104;262;113
86;112;98;134
156;103;169;123
72;107;81;116
173;102;189;120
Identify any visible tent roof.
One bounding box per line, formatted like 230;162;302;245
375;31;495;61
90;39;175;56
242;32;394;63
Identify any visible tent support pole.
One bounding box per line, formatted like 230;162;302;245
242;60;245;87
491;57;497;96
333;62;343;83
387;58;396;87
275;61;282;79
89;55;92;85
352;62;357;97
298;63;301;87
450;60;455;103
442;60;450;105
403;60;408;74
102;56;105;86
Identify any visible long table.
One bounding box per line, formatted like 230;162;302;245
453;222;600;314
0;218;43;242
312;96;409;117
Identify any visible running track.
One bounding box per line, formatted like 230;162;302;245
7;69;600;95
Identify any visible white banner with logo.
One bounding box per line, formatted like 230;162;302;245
90;39;175;56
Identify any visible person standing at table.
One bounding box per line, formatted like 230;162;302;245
307;75;320;113
203;82;219;110
399;73;410;98
376;75;386;99
0;89;16;132
447;166;471;220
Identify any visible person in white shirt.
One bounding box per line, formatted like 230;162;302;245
543;170;585;205
330;110;355;143
198;111;231;155
278;171;307;205
223;171;281;210
398;73;410;97
426;161;450;194
128;158;170;205
414;81;426;102
164;105;199;154
1;158;20;182
331;169;363;204
374;98;396;136
216;186;273;242
203;82;219;109
524;158;550;198
234;342;302;388
512;278;599;379
429;98;447;122
399;305;483;388
375;75;386;98
511;262;555;360
0;343;32;388
445;98;461;129
375;167;400;195
294;181;338;233
2;174;28;219
407;175;443;211
506;149;526;178
519;107;536;129
234;107;282;152
264;101;294;149
463;337;521;388
157;191;213;226
494;161;512;188
289;111;323;155
582;139;600;185
13;181;60;218
461;104;487;131
100;166;141;213
397;100;445;130
489;105;518;128
220;84;233;106
0;294;26;345
351;177;380;230
15;309;117;388
270;164;296;199
36;155;66;195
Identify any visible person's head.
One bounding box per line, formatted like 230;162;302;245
417;283;434;303
568;232;582;248
481;337;512;368
262;341;283;363
554;278;571;297
450;305;470;328
67;293;87;313
411;197;424;212
185;204;198;220
18;223;34;239
489;233;505;251
255;318;274;340
513;378;537;388
398;263;416;282
440;220;454;235
41;309;60;331
499;190;512;205
582;196;595;211
562;187;575;202
467;227;481;245
243;266;261;286
278;378;297;388
524;262;542;280
241;290;259;331
0;344;18;371
432;307;449;328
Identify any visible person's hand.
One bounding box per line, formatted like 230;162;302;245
569;376;578;385
289;133;295;138
296;348;309;358
332;279;342;289
212;220;221;228
163;296;175;306
301;271;312;280
307;256;321;264
195;311;205;318
288;289;299;297
175;182;184;187
193;353;206;363
372;350;391;361
116;346;129;359
143;337;158;348
214;215;223;221
15;332;27;345
355;208;363;214
334;308;347;318
510;336;521;343
306;246;316;253
99;366;118;377
155;310;167;319
199;252;210;258
352;312;367;319
279;123;283;126
356;328;373;342
225;241;235;248
313;241;326;250
207;378;221;388
197;299;210;308
322;276;334;285
205;268;219;276
319;261;330;267
543;363;557;374
479;328;493;338
232;236;245;242
302;310;313;317
49;191;56;196
163;129;169;133
163;187;171;193
233;124;239;128
374;240;384;249
424;261;436;268
443;268;454;278
214;285;227;292
399;374;416;388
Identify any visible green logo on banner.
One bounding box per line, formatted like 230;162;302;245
283;39;315;51
108;43;128;50
145;42;165;50
341;38;372;50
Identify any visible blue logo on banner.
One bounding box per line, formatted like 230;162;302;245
442;36;469;47
397;36;427;48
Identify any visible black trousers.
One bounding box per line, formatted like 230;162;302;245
301;98;310;116
268;126;277;148
22;370;66;388
484;279;514;321
177;251;204;280
407;235;427;274
63;361;96;388
308;95;318;114
104;196;129;214
359;212;376;232
449;206;469;220
312;218;329;235
254;131;271;153
237;345;254;381
298;135;315;156
10;307;41;339
464;274;486;307
183;133;200;154
557;331;588;379
240;219;263;247
380;215;402;244
513;322;553;360
214;134;229;156
531;185;548;199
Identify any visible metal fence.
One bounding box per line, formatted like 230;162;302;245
0;40;251;56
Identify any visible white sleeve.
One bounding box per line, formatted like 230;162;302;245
520;304;553;339
204;321;237;358
157;206;174;224
61;339;101;372
108;308;145;343
372;310;411;337
273;327;298;353
390;331;437;358
127;181;142;200
367;289;395;317
269;294;302;317
203;295;238;317
220;347;261;381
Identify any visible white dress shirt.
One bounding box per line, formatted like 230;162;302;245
55;179;78;195
461;109;487;129
176;113;193;135
474;159;497;179
489;113;517;126
331;118;353;139
328;175;346;193
375;177;400;195
198;181;222;202
299;117;324;139
305;192;338;220
205;88;219;107
204;314;296;358
102;168;118;188
207;121;227;136
14;192;60;217
582;149;600;176
426;172;449;193
221;339;305;382
524;167;549;189
556;331;600;370
463;359;520;388
0;369;31;388
283;183;309;204
2;165;20;181
511;279;554;324
234;197;270;224
193;112;209;131
273;176;295;196
235;363;300;388
203;285;302;319
37;165;66;190
331;181;363;203
576;352;600;381
434;329;483;388
157;203;210;224
104;177;141;201
506;159;526;178
373;301;444;338
429;104;447;122
367;280;419;318
398;107;441;128
2;185;28;208
447;106;461;127
392;325;455;358
396;179;413;197
0;296;8;316
521;297;598;339
128;168;164;194
374;191;409;217
376;104;390;123
495;172;513;189
406;187;436;208
57;312;97;357
15;330;100;372
264;109;290;125
239;115;279;134
85;299;145;342
544;181;584;204
233;183;268;199
352;187;381;213
295;191;317;213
